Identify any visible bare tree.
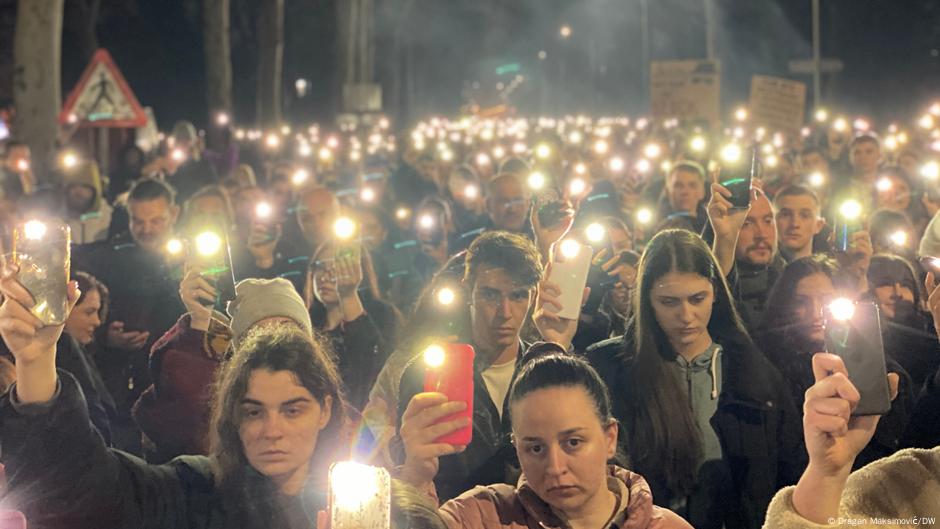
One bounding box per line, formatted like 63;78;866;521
256;0;283;127
204;0;233;123
13;0;64;181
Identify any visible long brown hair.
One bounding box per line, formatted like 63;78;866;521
209;322;346;526
628;229;752;497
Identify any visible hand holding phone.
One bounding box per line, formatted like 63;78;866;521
824;299;891;416
329;462;390;529
12;220;70;326
422;343;474;445
546;240;592;320
719;146;760;209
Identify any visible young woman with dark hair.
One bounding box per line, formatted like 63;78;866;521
400;349;691;529
0;262;347;529
586;229;804;529
756;254;913;470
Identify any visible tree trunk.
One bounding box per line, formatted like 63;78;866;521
255;0;283;128
13;0;64;182
203;0;232;124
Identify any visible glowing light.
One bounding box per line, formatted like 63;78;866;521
720;144;743;164
418;214;435;230
833;118;848;132
890;230;908;247
265;134;280;149
441;150;454;162
436;288;456;306
635;159;651;173
609;157;625;172
559;239;581;259
585;222;606;243
513;142;527;154
61;151;80;169
319;147;333;161
330;462;385;511
765;154;779;168
464;184;479;199
396;207;411;220
527;171;547;190
838;199;863;221
23;220;47;240
808;172;825;187
216;112;230;126
690;136;707;152
476;153;491;167
424;344;446;368
919;115;936;130
921;161;940;181
734;107;748;122
814;108;829;122
568;131;583;144
165;238;184;255
876;177;893;192
535;143;552;159
574;162;587;175
854;118;870;131
493;146;506;159
67;113;79;124
636;208;653;225
643;143;662;159
829;298;856;322
360;187;376;203
292;169;310;186
15;159;29;172
255;202;273;219
195;231;223;257
171;148;186;162
569;178;587;196
884;136;899;151
593;140;609;155
333;217;357;240
559;25;572;38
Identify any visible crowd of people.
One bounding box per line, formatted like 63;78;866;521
0;101;939;529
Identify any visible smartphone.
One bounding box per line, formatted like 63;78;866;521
189;229;236;311
12;220;70;326
549;241;593;320
329;462;391;529
423;343;474;446
537;201;571;228
834;219;860;253
721;147;760;209
919;255;940;275
584;250;639;314
825;300;891;416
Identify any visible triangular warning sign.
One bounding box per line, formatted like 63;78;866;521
59;49;147;128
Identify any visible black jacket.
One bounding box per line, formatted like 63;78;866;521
585;334;805;529
394;341;530;501
0;371;324;529
901;363;940;449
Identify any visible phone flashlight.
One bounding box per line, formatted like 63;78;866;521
535;143;552;159
360;187;376;203
424;344;446;368
418;214;436;230
734;107;748;122
609;157;625;172
396;207;411;221
171;148;186;162
165;238;184;256
815;108;829;122
921;161;940;181
808;172;825;188
463;184;479;200
585;222;606;244
436;287;457;306
593;140;609;155
643;143;662;159
721;144;743;164
319;147;333;161
15;159;29;172
292;169;310;186
839;199;863;222
23;219;47;240
636;207;654;226
527;171;547;191
635;159;651;173
328;462;391;529
216;112;230;126
569;178;587;196
690;136;707;153
333;217;357;240
476;153;491;167
568;131;583;144
828;297;856;322
876;177;893;192
61;151;79;169
195;231;223;257
833;118;849;133
574;162;587;175
889;230;908;247
559;239;582;259
265;134;280;149
255;202;273;220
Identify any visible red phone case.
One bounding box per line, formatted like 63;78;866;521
423;343;475;446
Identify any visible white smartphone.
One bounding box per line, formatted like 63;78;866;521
329;462;391;529
547;240;593;320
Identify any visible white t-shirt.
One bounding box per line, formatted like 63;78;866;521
481;359;516;418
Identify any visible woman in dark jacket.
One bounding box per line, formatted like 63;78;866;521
0;269;346;529
586;229;804;529
865;254;940;390
305;239;401;410
756;254;914;471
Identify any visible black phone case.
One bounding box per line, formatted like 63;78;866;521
825;301;891;416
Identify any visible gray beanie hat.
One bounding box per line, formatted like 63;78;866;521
226;278;313;346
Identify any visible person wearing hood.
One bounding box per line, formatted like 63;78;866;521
166;120;218;204
62;160;113;244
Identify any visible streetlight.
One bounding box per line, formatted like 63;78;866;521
559;25;572;38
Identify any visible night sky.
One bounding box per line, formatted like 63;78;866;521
9;0;936;130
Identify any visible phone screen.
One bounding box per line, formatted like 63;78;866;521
825;301;891;416
720;148;759;209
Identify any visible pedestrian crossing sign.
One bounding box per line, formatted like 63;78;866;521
59;49;147;128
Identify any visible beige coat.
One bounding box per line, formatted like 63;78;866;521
437;466;691;529
763;447;940;529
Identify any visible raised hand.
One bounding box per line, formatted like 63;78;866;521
399;392;468;489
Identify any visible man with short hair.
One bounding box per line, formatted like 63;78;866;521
455;173;532;250
74;177;186;454
166;120;218;204
774;185;825;262
709;186;786;330
662;161;708;233
849;135;882;184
